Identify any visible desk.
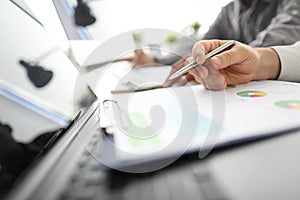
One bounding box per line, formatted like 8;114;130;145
208;130;300;199
5;98;300;200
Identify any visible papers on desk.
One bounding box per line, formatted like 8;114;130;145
108;80;300;160
202;80;300;144
111;65;172;92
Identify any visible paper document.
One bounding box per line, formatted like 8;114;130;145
112;65;172;90
106;80;300;160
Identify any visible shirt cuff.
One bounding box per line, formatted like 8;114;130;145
272;44;300;82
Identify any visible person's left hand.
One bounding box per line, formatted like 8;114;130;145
126;49;157;68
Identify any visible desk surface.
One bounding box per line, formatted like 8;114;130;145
4;102;300;200
208;129;300;200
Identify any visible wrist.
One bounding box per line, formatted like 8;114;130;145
254;48;281;80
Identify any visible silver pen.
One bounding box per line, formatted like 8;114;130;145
168;40;235;80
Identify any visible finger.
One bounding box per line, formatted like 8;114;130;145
132;63;139;68
189;65;226;90
131;49;144;67
188;66;208;79
171;56;189;73
202;60;227;90
163;77;178;87
188;69;207;88
164;67;193;87
192;44;206;66
192;71;226;90
135;49;144;55
209;42;252;70
185;73;195;82
183;56;194;66
196;66;209;78
124;56;133;62
192;40;236;66
131;56;139;68
171;54;192;71
174;76;188;86
164;66;183;87
206;76;227;90
164;56;193;87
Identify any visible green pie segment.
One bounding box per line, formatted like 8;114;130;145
275;100;300;110
237;90;267;98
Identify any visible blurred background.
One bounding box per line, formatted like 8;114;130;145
23;0;232;45
0;0;231;142
78;0;232;41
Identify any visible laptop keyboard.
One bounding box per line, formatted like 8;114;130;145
58;132;229;200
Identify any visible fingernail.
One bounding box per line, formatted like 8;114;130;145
212;56;222;67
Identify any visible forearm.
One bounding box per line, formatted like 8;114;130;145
253;48;281;80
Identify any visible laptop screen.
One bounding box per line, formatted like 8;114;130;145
0;0;90;198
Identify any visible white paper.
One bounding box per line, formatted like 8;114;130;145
108;80;300;160
112;65;172;89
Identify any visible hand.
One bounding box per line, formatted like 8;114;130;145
188;40;261;90
163;55;196;87
127;49;157;68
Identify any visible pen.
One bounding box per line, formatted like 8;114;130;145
168;40;235;80
111;85;162;94
81;58;126;73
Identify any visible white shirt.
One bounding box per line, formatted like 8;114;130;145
273;41;300;82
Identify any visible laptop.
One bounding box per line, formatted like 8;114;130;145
0;1;231;199
0;0;95;198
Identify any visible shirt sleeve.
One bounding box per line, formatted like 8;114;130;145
203;3;235;40
249;0;300;47
272;41;300;82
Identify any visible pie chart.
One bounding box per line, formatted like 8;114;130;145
275;100;300;110
237;90;267;98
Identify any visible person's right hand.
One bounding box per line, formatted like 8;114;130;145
163;40;260;89
163;55;196;87
188;40;261;90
